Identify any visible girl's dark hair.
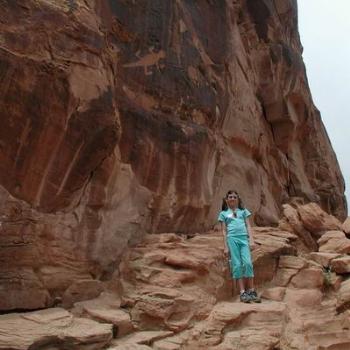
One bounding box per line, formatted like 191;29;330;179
221;190;244;211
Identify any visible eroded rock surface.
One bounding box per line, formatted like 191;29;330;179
0;0;347;311
2;203;350;349
0;308;113;350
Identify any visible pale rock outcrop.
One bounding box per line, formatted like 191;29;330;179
110;331;174;348
284;299;350;350
318;230;350;254
0;308;113;350
308;252;342;267
108;345;152;350
284;288;323;308
2;216;350;349
297;203;343;238
118;228;296;334
330;256;350;274
72;292;134;337
289;267;324;289
261;287;286;302
278;255;307;269
186;301;286;348
279;203;317;250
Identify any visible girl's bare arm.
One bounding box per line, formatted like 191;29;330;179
220;222;228;252
245;218;256;246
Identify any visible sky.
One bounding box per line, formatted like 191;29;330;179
298;0;350;209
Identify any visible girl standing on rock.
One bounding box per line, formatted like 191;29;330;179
218;190;261;303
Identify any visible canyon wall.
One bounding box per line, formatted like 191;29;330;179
0;0;347;310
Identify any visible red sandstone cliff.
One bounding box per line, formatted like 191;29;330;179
0;0;347;311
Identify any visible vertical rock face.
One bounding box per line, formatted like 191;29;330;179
0;0;347;309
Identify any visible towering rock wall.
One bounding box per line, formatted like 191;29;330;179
0;0;347;310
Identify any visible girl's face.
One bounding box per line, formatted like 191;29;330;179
226;193;239;205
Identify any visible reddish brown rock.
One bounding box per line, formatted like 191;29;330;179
278;255;307;270
297;203;343;237
62;279;104;308
185;301;286;349
330;256;350;274
108;345;152;350
343;217;350;235
326;273;343;292
72;293;134;337
0;0;347;312
279;204;318;250
119;229;296;332
273;268;299;287
0;268;51;311
337;279;350;312
261;287;286;302
308;252;342;267
318;231;350;254
0;307;113;350
285;300;350;350
284;288;323;308
215;330;279;350
110;331;173;348
290;268;324;289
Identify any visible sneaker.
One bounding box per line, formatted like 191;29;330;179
240;291;251;303
248;289;261;303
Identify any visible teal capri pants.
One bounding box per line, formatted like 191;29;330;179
227;234;254;279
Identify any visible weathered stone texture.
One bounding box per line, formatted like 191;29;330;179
0;0;347;310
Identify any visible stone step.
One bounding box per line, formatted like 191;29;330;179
180;300;287;348
0;307;113;350
109;330;174;348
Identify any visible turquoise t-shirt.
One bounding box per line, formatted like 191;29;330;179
218;208;251;236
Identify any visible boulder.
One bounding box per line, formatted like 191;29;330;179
308;252;342;267
331;256;350;274
318;231;350;254
278;255;307;270
279;204;318;250
73;293;133;337
297;203;342;238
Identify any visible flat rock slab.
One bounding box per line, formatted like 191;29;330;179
261;287;286;301
219;329;280;350
0;307;113;350
297;203;342;236
73;293;133;337
111;331;173;347
85;307;133;336
284;288;323;308
308;252;342;267
318;231;350;254
209;300;286;324
278;255;307;270
107;345;153;350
